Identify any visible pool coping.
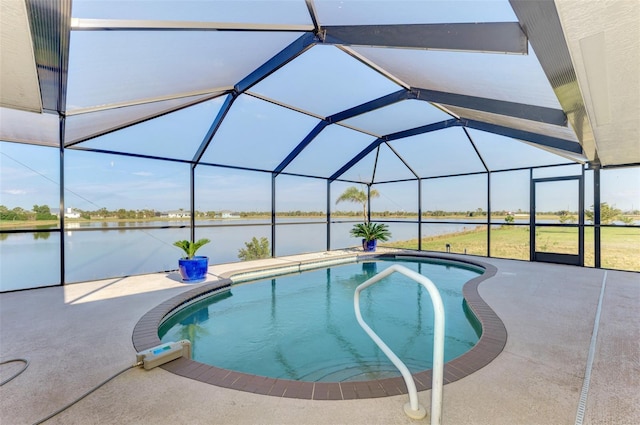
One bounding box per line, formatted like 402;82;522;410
132;252;505;400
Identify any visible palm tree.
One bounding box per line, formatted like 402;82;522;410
335;186;379;222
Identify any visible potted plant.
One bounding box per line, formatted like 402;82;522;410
349;222;391;252
173;238;211;283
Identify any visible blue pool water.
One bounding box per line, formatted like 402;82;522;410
158;258;482;382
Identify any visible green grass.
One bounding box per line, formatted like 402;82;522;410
386;225;640;272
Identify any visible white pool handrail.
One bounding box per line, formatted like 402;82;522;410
354;264;445;425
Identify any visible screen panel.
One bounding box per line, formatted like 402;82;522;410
0;142;60;230
67;31;302;109
195;166;272;216
1;232;61;291
275;175;326;222
249;45;402;117
353;46;560;109
200;95;320;170
64;150;190;216
77;97;226;161
390;127;486;178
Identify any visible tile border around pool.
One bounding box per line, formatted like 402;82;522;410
132;252;506;400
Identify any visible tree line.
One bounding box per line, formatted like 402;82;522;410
1;203;637;223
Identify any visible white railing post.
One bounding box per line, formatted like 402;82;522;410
354;264;445;425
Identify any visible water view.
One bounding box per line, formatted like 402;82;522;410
1;218;492;291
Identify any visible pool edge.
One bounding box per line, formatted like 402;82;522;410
132;251;507;400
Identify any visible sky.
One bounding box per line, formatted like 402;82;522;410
1;140;639;213
1;0;639;214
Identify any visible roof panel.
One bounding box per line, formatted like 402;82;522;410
66;30;302;110
467;128;574;171
283;124;375;178
314;0;516;25
65;93;225;145
339;99;452;137
76;98;226;161
353;46;561;109
335;147;378;184
0;108;59;147
72;0;312;24
389;127;486;178
249;45;403;117
372;143;418;182
200;95;320;170
0;0;42;112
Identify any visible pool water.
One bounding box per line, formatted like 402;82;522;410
158;258;482;382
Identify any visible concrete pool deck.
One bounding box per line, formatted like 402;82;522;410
1;251;638;424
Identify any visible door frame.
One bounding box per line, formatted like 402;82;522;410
530;175;584;266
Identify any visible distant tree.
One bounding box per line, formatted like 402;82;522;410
558;210;576;224
335;186;380;222
238;237;270;261
32;204;56;220
585;203;621;224
619;215;635;225
504;214;515;224
0;205;28;220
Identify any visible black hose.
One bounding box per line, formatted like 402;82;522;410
0;358;30;386
33;364;137;425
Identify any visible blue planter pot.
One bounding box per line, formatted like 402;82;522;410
362;239;377;252
178;256;209;283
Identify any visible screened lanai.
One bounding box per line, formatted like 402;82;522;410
1;0;639;292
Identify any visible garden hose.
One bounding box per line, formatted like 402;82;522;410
0;358;30;386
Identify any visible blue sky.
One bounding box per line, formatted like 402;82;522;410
1;140;638;213
1;1;639;214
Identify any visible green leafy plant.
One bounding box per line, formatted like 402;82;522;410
238;236;270;261
619;215;635;225
349;222;391;242
585;202;622;224
558;211;576;224
173;238;211;259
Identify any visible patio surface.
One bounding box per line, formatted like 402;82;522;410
1;251;638;424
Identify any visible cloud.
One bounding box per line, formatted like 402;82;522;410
132;171;153;177
3;189;27;195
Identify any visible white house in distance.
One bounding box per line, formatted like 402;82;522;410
53;207;81;219
164;210;191;218
65;208;81;219
220;210;240;219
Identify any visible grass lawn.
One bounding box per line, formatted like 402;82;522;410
386;225;640;272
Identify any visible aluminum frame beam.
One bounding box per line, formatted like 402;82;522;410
322;22;528;54
273;121;329;175
26;0;72;114
70;18;314;32
463;119;583;154
386;119;460;142
328;89;411;123
329;119;460;181
192;93;237;163
235;32;317;93
415;88;567;126
509;0;596;161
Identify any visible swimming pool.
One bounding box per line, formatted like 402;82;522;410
158;257;483;382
